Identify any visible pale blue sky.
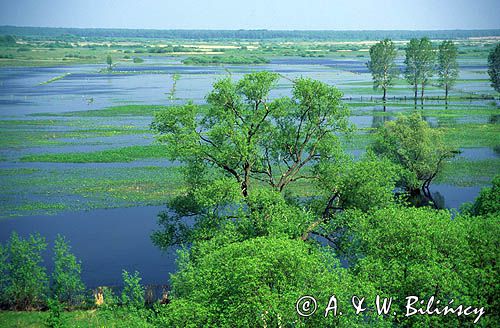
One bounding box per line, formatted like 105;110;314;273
0;0;499;30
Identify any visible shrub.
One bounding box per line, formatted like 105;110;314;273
120;270;145;308
1;232;48;310
51;234;85;307
46;298;65;328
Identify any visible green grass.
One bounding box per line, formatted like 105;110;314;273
37;73;71;85
0;119;59;126
29;104;211;117
20;144;169;163
436;158;500;186
442;123;500;148
0;166;184;217
0;310;152;328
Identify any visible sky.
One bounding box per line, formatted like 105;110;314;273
0;0;499;30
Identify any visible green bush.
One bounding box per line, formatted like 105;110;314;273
120;270;145;308
470;175;500;215
1;232;48;310
46;298;65;328
51;234;85;307
159;236;380;327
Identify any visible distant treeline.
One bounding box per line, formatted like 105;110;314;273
1;26;499;40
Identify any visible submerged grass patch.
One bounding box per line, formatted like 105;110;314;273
29;104;211;117
20;144;169;163
436;158;500;186
442;123;500;148
0;166;184;217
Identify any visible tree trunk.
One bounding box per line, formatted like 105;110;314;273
421;83;425;108
241;163;250;197
445;84;449;103
383;87;387;112
414;84;418;107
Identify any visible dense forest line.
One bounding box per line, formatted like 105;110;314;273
1;26;499;40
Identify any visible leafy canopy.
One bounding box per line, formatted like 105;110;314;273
151;71;351;197
367;39;398;93
371;113;455;193
488;43;500;93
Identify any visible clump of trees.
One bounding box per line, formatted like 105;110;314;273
146;72;499;326
0;233;85;310
367;38;460;109
488;43;500;93
404;37;435;104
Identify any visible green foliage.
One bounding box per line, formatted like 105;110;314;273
168;73;180;101
371;113;456;192
1;232;49;310
106;54;112;70
437;40;459;99
315;152;401;213
46;298;65;328
151;72;350;197
151;72;351;248
120;270;145;308
488;43;500;93
367;39;398;101
469;175;500;216
0;34;16;45
339;206;499;326
52;234;85;307
160;236;380;327
404;37;436;99
132;57;144;63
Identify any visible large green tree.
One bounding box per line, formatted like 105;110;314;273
367;39;399;111
437;40;459;102
404;38;435;104
371;113;456;198
152;71;350;198
488;43;500;93
150;72;402;249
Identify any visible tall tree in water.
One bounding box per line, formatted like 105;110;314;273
417;37;435;103
404;38;435;105
488;43;500;93
437;40;459;103
367;39;399;111
404;39;420;104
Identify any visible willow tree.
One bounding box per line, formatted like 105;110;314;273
437;40;459;102
152;71;350;198
150;71;352;247
371;113;456;198
367;39;398;111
